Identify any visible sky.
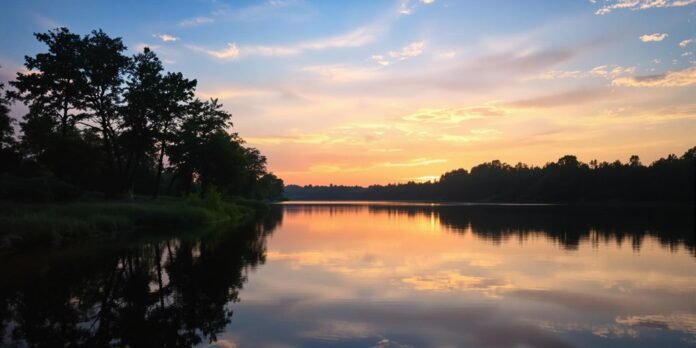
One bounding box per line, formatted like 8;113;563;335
1;0;695;186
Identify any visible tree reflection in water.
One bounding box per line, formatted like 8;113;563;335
0;209;282;347
283;204;695;256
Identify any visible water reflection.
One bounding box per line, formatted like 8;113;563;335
233;203;695;347
0;213;280;347
1;203;695;347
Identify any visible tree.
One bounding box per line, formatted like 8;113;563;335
257;173;284;200
0;79;21;173
0;80;15;151
65;29;130;192
151;72;196;198
9;28;86;138
167;98;232;194
121;47;163;192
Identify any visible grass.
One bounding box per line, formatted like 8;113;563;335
0;194;261;249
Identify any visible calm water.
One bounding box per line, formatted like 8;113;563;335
1;203;695;347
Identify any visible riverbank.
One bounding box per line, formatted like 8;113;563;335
0;195;268;249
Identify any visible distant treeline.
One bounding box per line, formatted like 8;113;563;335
0;28;283;202
286;149;695;203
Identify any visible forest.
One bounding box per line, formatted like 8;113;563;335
0;27;284;203
285;149;696;203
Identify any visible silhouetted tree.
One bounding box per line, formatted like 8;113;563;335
9;28;86;138
167;98;232;194
0;80;15;151
121;47;163;193
3;28;283;201
80;29;130;191
151;73;196;198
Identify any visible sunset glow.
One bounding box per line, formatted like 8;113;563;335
1;1;695;185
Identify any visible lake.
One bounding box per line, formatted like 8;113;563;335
1;202;695;347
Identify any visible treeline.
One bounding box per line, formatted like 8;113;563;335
0;28;283;202
285;149;696;203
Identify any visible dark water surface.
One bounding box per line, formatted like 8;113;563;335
1;202;695;347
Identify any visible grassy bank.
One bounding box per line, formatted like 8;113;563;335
0;193;265;249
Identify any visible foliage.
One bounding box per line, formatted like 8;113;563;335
0;197;258;248
2;27;284;201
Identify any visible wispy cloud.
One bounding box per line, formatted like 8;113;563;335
612;66;696;87
508;88;616;108
438;129;502;143
188;43;239;59
639;33;668;42
371;41;425;66
179;16;214;27
381;158;447;167
399;0;413;15
297;157;448;174
299;25;377;50
303;64;379;83
533;64;635;80
595;0;696;15
616;314;696;335
399;0;436;15
190;25;379;59
679;39;694;48
155;34;179;42
402;106;506;124
197;87;276;99
33;14;62;29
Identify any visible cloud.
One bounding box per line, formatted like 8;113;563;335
399;0;436;15
399;0;413;15
595;0;696;15
616;314;696;335
155;34;179;42
303;64;379;83
197;87;276;99
247;134;350;145
33;14;62;29
179;16;214;27
293;157;448;174
639;33;668;42
372;41;425;66
381;158;447;167
510;289;624;312
508;88;615;108
241;45;300;56
680;39;694;48
589;65;636;78
298;25;377;50
390;41;425;59
402;271;505;291
438;129;502;143
533;65;635;80
189;25;378;59
188;42;240;59
402;106;506;124
611;67;696;87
